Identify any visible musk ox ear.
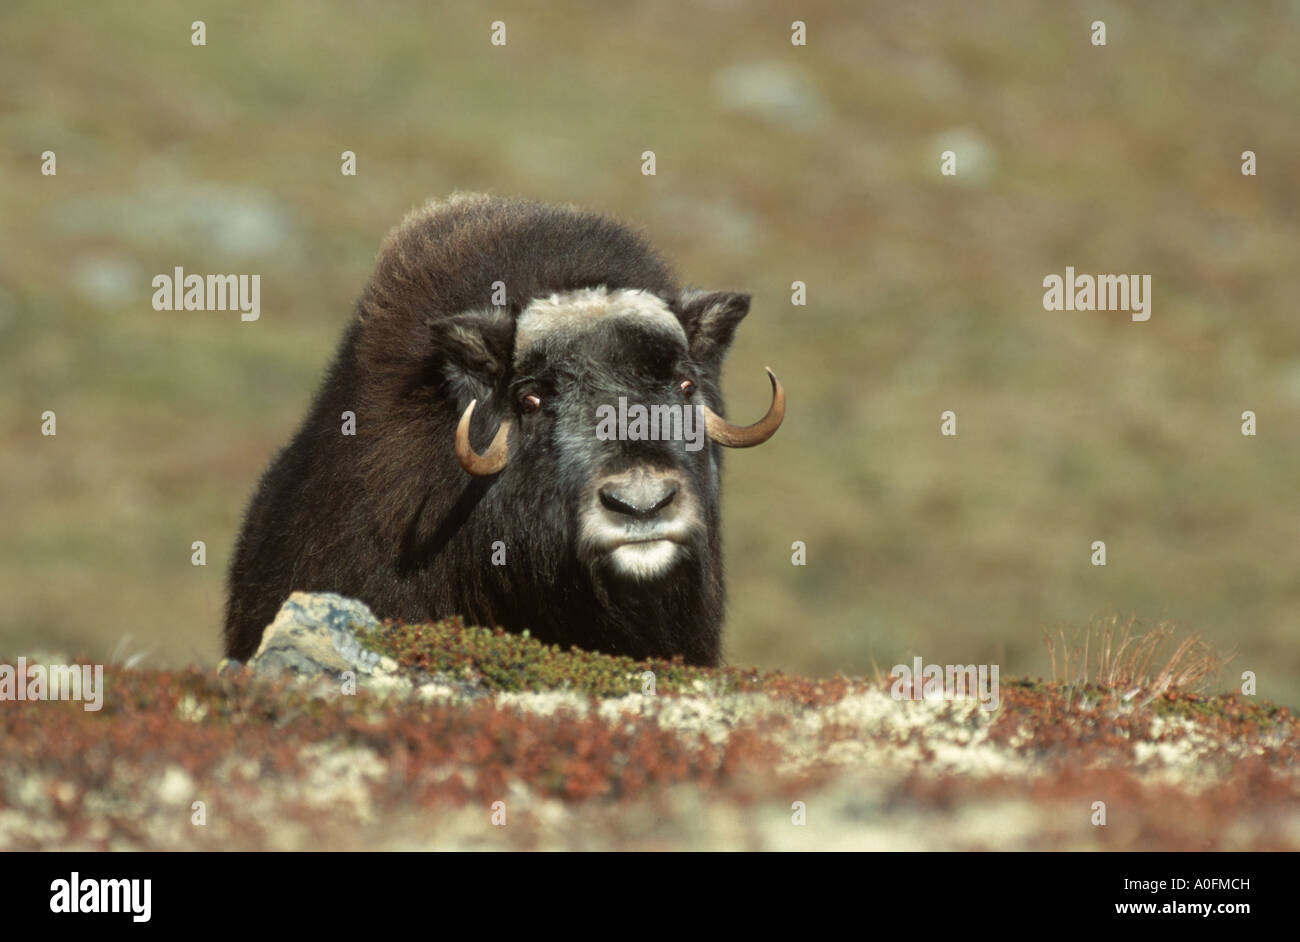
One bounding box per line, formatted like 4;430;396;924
428;309;515;401
676;290;750;373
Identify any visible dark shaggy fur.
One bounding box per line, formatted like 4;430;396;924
225;194;755;665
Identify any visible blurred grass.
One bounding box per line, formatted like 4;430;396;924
2;1;1298;705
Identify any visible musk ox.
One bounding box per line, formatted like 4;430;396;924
224;194;784;666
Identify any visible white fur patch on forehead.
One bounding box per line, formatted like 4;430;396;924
515;287;685;357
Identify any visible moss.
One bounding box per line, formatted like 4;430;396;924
1148;691;1291;727
357;615;765;698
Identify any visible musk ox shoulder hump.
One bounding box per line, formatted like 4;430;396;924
359;194;680;331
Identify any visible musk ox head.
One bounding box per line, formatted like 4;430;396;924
225;194;783;666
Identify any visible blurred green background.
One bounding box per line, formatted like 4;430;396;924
3;1;1298;705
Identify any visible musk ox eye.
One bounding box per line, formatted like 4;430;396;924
679;379;696;396
520;393;542;413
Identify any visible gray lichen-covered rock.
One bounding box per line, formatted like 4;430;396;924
244;592;486;701
248;592;388;679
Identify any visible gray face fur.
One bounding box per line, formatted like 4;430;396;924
513;287;710;581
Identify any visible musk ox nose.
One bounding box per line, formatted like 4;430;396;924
582;468;699;575
598;477;678;519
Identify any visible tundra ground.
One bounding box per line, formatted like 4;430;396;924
3;616;1294;851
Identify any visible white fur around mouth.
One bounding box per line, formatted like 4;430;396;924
607;539;680;580
583;517;695;553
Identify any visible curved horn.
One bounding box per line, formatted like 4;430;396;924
455;400;511;475
702;367;785;448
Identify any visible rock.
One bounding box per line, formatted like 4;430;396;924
71;255;140;307
929;126;997;186
247;592;486;700
711;61;829;129
249;592;385;679
49;182;292;256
